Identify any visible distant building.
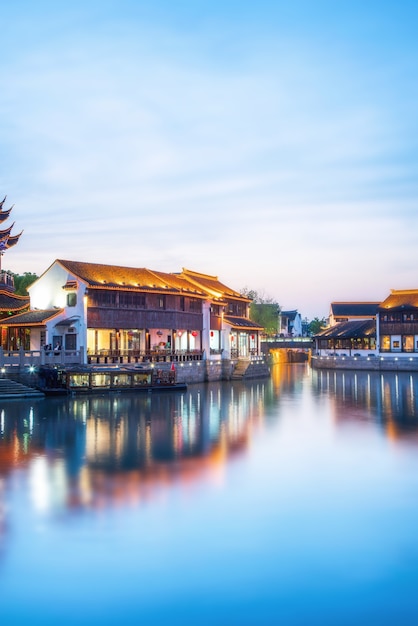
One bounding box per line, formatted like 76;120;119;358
314;319;377;356
314;292;418;359
279;310;303;337
328;302;380;326
378;289;418;354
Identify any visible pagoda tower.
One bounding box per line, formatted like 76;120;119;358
0;196;28;320
0;196;23;274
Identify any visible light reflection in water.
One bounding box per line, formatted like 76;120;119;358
1;366;418;625
312;367;418;439
0;381;269;515
2;367;418;514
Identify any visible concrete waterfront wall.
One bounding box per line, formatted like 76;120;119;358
1;357;270;388
312;355;418;372
150;359;270;383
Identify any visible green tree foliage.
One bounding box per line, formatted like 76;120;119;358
308;317;328;335
241;287;280;336
11;272;38;296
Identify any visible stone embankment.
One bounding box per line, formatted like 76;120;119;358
0;358;271;395
312;355;418;372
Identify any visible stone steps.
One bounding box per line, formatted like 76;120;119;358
0;378;45;398
232;359;271;380
231;360;249;379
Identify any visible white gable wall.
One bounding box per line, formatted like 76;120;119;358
28;261;88;360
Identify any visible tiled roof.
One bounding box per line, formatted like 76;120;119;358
0;309;63;326
0;291;30;312
180;268;245;300
224;315;264;330
315;319;376;339
378;289;418;311
281;310;298;319
330;302;380;317
57;260;207;296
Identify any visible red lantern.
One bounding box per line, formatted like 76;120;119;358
191;331;198;337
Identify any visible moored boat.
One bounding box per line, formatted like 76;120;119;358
37;364;187;395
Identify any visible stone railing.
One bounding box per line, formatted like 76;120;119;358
0;347;83;369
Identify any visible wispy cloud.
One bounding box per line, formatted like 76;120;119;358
1;1;418;317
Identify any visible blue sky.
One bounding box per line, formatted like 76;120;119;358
1;0;417;318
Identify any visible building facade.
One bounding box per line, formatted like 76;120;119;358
377;289;418;355
279;310;303;337
0;259;263;364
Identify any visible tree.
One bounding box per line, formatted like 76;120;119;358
11;272;38;296
241;287;280;336
308;317;328;336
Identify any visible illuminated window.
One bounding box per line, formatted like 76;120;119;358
403;336;414;352
381;336;390;351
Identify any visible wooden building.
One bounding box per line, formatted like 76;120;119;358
314;319;376;356
378;289;418;354
0;259;263;363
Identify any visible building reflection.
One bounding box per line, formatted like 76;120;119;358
0;380;270;515
312;369;418;439
4;364;416;525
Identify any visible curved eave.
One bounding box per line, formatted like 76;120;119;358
0;309;64;327
0;304;30;313
5;231;23;248
0;223;14;238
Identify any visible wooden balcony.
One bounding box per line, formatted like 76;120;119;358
379;322;418;335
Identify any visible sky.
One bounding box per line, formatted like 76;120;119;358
1;0;418;319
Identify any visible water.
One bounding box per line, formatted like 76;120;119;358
1;364;418;625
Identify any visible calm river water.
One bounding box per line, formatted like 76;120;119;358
1;363;418;625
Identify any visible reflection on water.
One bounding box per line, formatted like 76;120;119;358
0;380;270;514
2;365;418;516
313;368;418;437
2;364;418;625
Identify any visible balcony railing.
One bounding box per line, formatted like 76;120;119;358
87;349;204;365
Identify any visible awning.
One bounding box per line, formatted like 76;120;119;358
54;316;80;327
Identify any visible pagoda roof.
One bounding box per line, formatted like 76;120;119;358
0;309;63;326
0;290;30;313
4;230;23;249
0;196;12;223
378;289;418;311
0;222;15;238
